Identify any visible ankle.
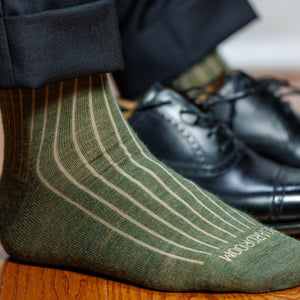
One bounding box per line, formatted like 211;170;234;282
175;51;229;90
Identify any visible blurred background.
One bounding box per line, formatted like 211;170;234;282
1;0;300;175
219;0;300;71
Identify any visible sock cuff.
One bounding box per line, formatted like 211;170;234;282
175;51;228;90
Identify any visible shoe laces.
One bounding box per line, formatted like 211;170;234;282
179;106;239;153
176;76;300;117
138;91;238;153
174;83;252;128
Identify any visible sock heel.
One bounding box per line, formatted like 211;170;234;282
0;173;27;256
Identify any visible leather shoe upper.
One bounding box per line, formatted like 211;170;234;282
204;71;300;168
128;84;300;231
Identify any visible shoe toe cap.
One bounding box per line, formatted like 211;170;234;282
272;166;300;220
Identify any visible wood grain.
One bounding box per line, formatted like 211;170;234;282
0;251;108;300
0;240;299;300
0;73;300;299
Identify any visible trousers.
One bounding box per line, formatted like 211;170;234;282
0;0;256;97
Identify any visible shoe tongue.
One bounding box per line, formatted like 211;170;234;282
141;83;194;109
218;71;255;97
142;83;165;104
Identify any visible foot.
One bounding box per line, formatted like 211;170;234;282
0;75;299;292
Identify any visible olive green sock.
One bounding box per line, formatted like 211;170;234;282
176;50;229;89
0;74;299;293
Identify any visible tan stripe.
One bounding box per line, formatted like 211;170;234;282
206;55;223;80
72;79;211;256
100;75;228;245
204;56;216;78
102;78;249;232
226;207;256;226
91;76;218;250
36;81;205;266
25;90;35;183
189;180;254;228
112;79;254;231
196;62;210;85
18;89;24;178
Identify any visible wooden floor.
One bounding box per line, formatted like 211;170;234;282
0;72;300;299
0;240;299;300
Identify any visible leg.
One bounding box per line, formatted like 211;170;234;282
114;0;256;98
0;0;300;293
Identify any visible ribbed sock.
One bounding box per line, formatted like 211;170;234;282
0;74;299;293
175;50;229;90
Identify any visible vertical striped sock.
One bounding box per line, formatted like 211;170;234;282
176;51;229;89
0;74;299;293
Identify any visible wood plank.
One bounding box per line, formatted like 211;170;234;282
0;259;108;300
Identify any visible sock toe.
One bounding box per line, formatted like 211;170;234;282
232;236;300;293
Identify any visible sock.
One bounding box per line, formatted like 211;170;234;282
0;75;299;293
130;51;227;103
175;50;229;90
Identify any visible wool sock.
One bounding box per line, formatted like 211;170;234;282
175;50;229;90
0;74;299;293
130;51;227;104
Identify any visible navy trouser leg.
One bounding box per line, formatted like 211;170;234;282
114;0;257;98
0;0;124;89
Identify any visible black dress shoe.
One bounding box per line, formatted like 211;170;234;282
128;84;300;235
193;71;300;168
